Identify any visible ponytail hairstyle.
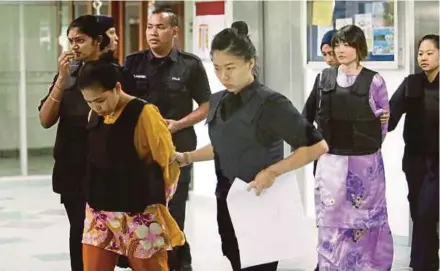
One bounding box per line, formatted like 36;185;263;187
210;21;259;76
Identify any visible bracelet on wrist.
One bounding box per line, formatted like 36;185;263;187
49;95;60;103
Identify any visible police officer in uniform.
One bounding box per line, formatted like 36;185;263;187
173;21;328;271
124;8;211;271
38;15;136;271
388;34;439;271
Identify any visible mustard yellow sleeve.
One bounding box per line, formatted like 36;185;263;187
133;104;180;201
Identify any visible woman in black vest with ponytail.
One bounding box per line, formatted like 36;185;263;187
172;21;328;271
388;34;439;271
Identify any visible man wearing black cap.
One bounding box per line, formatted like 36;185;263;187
320;30;339;67
124;8;211;271
301;29;338;178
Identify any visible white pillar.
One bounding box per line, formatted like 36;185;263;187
18;3;28;176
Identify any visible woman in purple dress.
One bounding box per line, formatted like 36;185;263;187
312;25;393;270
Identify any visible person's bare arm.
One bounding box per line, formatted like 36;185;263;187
174;102;209;129
39;80;65;128
187;143;214;162
172;144;214;167
265;140;328;176
39;51;75;128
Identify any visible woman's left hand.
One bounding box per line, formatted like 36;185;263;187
247;170;278;196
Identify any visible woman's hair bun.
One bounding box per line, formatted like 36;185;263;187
231;21;248;36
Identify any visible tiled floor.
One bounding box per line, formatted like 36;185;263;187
0;156;54;177
0;177;412;271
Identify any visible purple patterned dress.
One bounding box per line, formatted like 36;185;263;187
314;67;394;270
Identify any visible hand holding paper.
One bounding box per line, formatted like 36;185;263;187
226;171;310;268
247;169;278;196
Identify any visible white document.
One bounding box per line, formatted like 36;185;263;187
226;171;309;268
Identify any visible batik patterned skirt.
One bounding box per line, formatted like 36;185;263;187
317;224;393;271
315;152;394;270
82;204;184;259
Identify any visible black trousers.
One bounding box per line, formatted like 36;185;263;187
313;159;318;176
62;195;86;271
115;254;131;269
404;155;439;271
216;196;278;271
168;165;192;270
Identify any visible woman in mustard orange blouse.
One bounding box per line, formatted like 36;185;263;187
76;58;184;270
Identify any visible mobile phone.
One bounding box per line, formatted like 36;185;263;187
68;61;81;76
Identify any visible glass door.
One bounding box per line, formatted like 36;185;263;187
0;3;22;177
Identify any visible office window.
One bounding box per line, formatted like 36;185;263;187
307;0;396;62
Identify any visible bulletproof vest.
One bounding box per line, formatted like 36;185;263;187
52;62;90;195
85;98;165;212
54;61;137;161
54;62;89;157
404;73;439;155
206;88;284;198
316;67;382;155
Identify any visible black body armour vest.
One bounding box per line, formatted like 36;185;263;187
85;99;165;212
206;88;284;198
316;67;382;155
